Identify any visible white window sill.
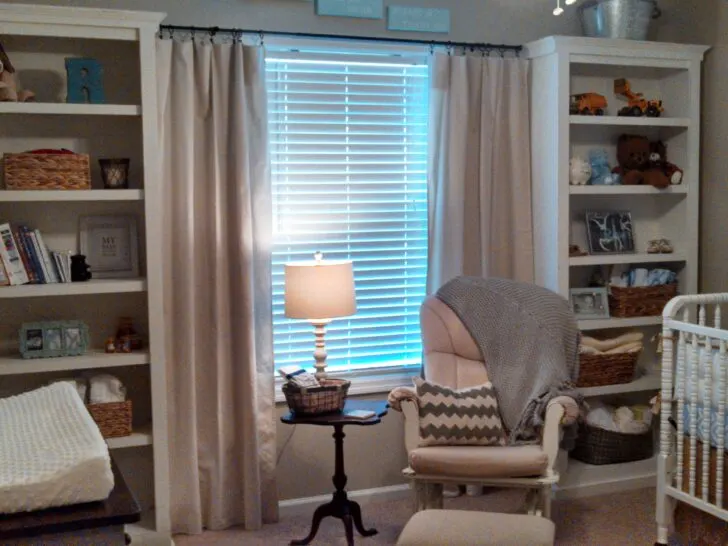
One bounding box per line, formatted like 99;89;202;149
275;366;419;404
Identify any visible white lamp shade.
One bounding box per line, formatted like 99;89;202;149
284;260;357;320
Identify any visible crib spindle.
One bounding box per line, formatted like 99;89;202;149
701;305;712;503
676;308;688;491
689;316;700;497
718;328;728;509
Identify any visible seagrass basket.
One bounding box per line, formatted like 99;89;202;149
86;400;132;438
608;283;678;318
576;350;641;388
571;422;653;465
3;152;91;190
282;378;350;416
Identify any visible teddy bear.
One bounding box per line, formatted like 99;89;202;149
0;41;35;102
612;134;670;189
650;140;684;185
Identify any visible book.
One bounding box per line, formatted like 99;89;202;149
12;227;38;284
344;409;376;420
0;259;8;286
0;223;29;285
34;229;60;283
24;228;47;283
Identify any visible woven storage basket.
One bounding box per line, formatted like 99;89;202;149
576;350;641;388
681;437;728;507
608;283;678;318
86;400;132;439
571;422;654;465
282;378;350;416
3;152;91;190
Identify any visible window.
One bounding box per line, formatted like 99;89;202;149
266;44;429;375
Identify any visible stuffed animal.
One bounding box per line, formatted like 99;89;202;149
569;156;591;185
650;140;684;185
0;41;35;102
612;134;670;189
588;149;621;185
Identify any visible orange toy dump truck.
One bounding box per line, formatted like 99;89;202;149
614;78;664;117
569;92;607;115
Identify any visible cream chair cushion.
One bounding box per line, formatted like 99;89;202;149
409;444;548;478
396;510;555;546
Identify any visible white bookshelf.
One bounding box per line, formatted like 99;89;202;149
0;3;170;541
525;36;708;498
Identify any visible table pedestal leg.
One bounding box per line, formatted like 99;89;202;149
291;425;378;546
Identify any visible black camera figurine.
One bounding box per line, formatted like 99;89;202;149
71;254;92;282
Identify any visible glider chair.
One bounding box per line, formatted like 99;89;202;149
388;295;579;518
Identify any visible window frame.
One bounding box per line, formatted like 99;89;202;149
265;38;430;397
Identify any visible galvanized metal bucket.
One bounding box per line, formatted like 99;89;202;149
579;0;661;41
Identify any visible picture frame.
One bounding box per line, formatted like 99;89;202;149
585;211;635;254
79;215;139;279
19;320;90;359
569;287;611;320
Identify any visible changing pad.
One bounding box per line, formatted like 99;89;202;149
0;382;114;514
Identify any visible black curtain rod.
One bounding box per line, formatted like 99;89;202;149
158;24;523;53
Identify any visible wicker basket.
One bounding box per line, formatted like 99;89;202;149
3;152;91;190
571;422;654;465
86;400;132;439
576;350;641;388
681;437;728;507
608;283;678;318
282;378;350;416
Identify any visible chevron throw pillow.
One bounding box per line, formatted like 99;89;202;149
414;377;506;447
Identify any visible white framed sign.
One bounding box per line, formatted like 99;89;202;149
79;215;139;279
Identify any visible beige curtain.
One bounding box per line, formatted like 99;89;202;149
427;54;534;293
156;38;278;534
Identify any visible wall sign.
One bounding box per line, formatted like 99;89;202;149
315;0;384;19
387;6;451;33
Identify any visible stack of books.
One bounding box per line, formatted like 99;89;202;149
0;222;73;286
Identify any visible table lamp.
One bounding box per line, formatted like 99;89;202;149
284;252;357;380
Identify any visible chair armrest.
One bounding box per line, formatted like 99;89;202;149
388;386;420;454
388;386;419;412
540;396;579;478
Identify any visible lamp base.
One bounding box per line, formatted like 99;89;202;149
311;319;331;381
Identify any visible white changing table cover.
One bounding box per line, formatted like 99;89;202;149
0;382;114;514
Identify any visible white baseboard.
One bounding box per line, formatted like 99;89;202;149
279;483;412;519
554;475;656;500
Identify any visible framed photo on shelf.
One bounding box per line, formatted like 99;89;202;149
79;215;139;279
19;320;89;359
569;287;610;320
585;211;635;254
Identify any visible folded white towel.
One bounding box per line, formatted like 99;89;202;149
88;374;126;404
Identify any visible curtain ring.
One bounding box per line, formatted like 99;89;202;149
258;30;265;47
429;42;435;55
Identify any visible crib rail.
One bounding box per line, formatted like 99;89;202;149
657;293;728;544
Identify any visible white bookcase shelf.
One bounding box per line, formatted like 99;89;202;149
0;102;141;116
0;3;170;540
526;35;708;499
0;279;147;298
0;351;150;376
0;190;144;202
569;115;690;127
569;252;687;266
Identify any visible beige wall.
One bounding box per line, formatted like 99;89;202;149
8;0;715;501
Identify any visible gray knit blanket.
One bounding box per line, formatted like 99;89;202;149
436;276;582;445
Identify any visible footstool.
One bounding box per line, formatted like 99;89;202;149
396;510;555;546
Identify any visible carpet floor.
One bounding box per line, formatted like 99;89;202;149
174;487;667;545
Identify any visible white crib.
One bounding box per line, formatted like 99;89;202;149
657;293;728;544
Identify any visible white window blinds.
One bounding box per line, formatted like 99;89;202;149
266;46;429;373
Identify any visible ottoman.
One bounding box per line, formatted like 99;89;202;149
396;510;555;546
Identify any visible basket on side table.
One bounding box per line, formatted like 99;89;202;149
282;378;351;417
86;400;132;439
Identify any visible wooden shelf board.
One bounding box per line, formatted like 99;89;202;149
0;279;146;298
0;190;144;202
570;185;688;195
0;351;149;376
106;423;153;450
0;102;141;116
578;316;662;331
580;374;661;397
569;115;690;127
570;253;687;266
